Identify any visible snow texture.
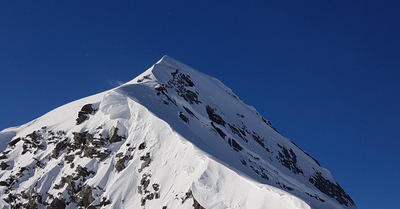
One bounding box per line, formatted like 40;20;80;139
0;56;356;209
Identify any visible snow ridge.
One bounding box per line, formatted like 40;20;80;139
0;56;356;209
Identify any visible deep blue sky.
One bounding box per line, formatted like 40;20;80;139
1;1;399;208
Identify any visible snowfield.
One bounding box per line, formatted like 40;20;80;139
0;56;356;209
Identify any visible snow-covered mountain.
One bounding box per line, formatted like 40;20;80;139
0;56;356;209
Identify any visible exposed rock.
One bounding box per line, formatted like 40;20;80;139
236;113;245;118
23;192;39;209
140;174;151;192
76;185;94;207
193;197;205;209
206;106;225;126
0;161;9;170
27;131;39;143
171;69;194;87
137;75;151;83
167;70;201;104
138;153;151;173
16;167;28;178
155;84;177;105
252;132;265;148
115;156;128;172
76;114;88;125
276;181;294;191
65;154;75;163
99;197;111;207
181;190;193;203
181;90;200;105
183;106;198;119
152;183;160;191
249;165;269;180
138;185;143;194
228;124;246;141
81;104;95;114
8;137;21;147
76;104;96;125
309;172;354;206
86;132;94;143
73;132;87;148
155;85;166;92
262;118;279;133
97;151;110;161
138;142;146;150
33;158;45;168
241;159;247;165
146;193;154;200
76;165;95;179
0;181;8;186
52;141;68;158
83;146;96;158
228;138;243;151
306;192;325;202
19;131;45;155
116;152;124;158
109;127;122;143
179;112;189;123
211;122;226;139
59;175;75;193
276;144;303;175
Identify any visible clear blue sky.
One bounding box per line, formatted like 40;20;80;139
0;1;399;208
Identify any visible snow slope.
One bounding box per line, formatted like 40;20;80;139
0;56;356;209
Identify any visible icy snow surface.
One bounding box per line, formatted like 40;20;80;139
0;56;356;209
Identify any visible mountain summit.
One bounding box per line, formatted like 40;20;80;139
0;56;356;209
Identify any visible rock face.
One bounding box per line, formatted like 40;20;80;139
76;104;97;125
47;198;66;209
0;56;356;209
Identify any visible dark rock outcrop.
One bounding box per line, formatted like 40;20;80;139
76;104;96;125
115;156;129;172
138;142;146;150
47;198;66;209
167;69;201;104
228;138;243;151
211;122;226;139
8;137;21;147
276;144;303;175
179;112;189;123
0;162;9;170
109;127;122;143
193;197;205;209
309;172;355;206
262;118;279;133
138;152;151;173
76;185;94;207
183;106;198;119
52;141;68;158
206;106;225;126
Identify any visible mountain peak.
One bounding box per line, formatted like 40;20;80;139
0;57;356;209
153;55;200;78
156;55;175;64
154;55;187;72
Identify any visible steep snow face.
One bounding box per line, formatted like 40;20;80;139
0;56;356;209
